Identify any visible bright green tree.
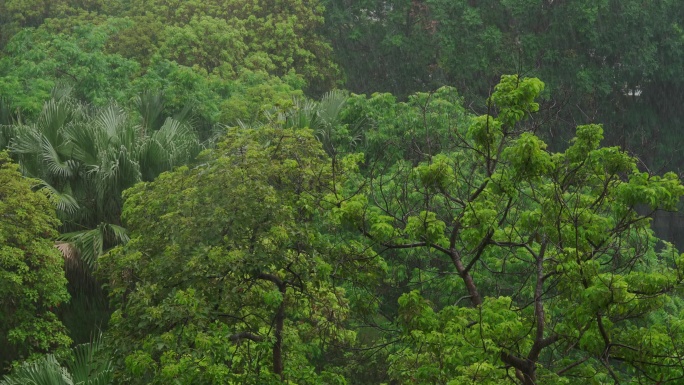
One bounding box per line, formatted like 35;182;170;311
103;0;338;90
99;125;377;384
0;151;71;372
334;75;684;384
0;23;139;116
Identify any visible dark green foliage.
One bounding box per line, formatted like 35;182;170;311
323;0;684;171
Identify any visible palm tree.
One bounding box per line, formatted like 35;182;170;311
4;90;203;344
238;90;358;156
0;336;113;385
7;92;201;266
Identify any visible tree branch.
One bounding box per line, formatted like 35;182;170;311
229;331;264;343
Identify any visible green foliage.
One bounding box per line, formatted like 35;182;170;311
3;95;201;265
0;23;139;116
339;86;469;166
0;151;70;370
103;0;338;89
324;0;684;171
99;125;373;384
336;75;684;384
322;0;442;96
0;335;113;385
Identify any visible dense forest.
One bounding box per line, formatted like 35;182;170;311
1;0;684;384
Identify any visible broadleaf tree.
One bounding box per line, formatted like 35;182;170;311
332;75;684;384
0;151;71;372
99;125;380;384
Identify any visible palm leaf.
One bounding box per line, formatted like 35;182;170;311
34;180;80;215
37;98;74;144
62;122;102;167
95;105;127;140
0;355;72;385
135;89;166;132
0;337;113;385
9;126;43;155
139;117;199;180
0;124;16;150
41;135;75;178
66;334;113;385
50;82;74;102
0;97;18;126
60;223;129;269
59;228;104;270
317;89;348;128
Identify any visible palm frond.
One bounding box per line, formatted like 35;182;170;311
60;223;129;269
62;122;101;167
50;82;74;102
95;105;127;140
0;97;18;126
37;98;73;144
9;126;43;155
0;354;72;385
35;180;80;215
0;124;16;150
0;336;113;385
59;228;104;270
66;334;113;385
138;117;200;180
56;241;81;273
286;97;318;130
106;223;130;245
135;89;166;132
41;135;75;178
317;89;348;128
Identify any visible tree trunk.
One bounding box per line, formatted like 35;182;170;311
273;285;286;380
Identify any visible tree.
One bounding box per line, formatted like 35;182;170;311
0;151;70;372
0;335;113;385
323;0;684;172
334;75;684;384
322;0;442;97
102;0;338;90
0;92;202;345
99;125;375;384
0;23;139;116
4;93;201;266
0;0;106;49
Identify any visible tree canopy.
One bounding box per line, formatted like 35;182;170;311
0;151;70;369
334;75;684;384
99;125;380;384
1;1;684;383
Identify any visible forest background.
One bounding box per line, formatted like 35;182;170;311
1;0;684;384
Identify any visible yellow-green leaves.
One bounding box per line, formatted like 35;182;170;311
392;294;527;385
502;132;552;180
566;124;604;162
617;171;684;210
100;125;367;384
0;152;70;365
405;211;448;247
489;75;545;127
416;154;457;191
467;114;503;151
